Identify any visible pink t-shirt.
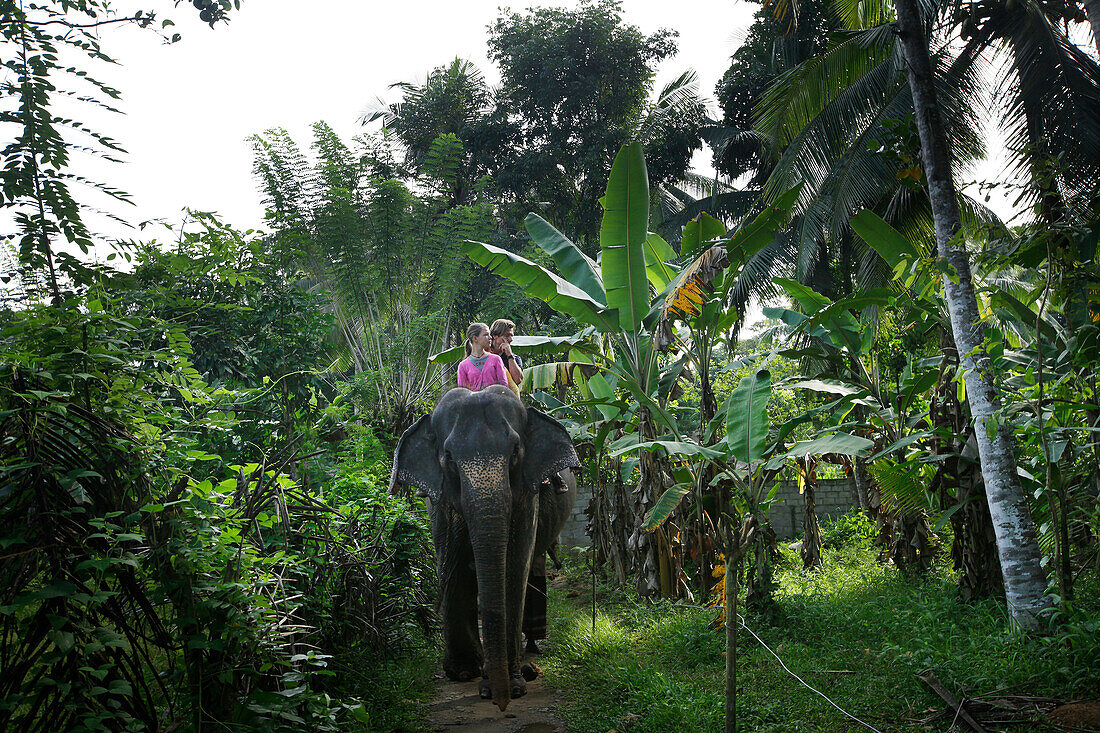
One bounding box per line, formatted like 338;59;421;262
457;353;508;391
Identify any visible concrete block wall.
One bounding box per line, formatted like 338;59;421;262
556;477;859;548
767;477;860;538
558;483;594;549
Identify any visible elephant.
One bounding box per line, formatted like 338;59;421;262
390;385;579;712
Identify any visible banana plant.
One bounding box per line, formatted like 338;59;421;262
461;143;687;597
847;209;1015;584
761;274;945;570
463;143;803;598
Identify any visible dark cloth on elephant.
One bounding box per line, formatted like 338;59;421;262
523;553;547;642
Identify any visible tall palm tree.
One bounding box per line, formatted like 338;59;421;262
751;0;1083;626
892;0;1053;628
753;16;993;283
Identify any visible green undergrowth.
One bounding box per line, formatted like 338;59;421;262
347;643;437;732
539;537;1100;733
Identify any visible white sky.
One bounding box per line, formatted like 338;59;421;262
12;0;1073;267
76;0;758;246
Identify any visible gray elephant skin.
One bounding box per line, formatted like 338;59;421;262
390;385;579;711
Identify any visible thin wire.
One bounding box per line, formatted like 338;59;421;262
737;614;885;733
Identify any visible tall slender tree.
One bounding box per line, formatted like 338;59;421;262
893;0;1052;628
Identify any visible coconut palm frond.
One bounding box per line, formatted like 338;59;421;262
963;2;1100;209
677;172;739;200
0;377;169;730
666;190;763;234
831;0;895;30
758;29;902;212
869;459;935;516
638;70;709;145
727;234;796;317
756;24;898;153
958;191;1007;234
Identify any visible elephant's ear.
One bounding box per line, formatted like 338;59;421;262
523;407;581;493
390;415;441;500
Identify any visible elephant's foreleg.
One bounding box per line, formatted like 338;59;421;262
435;509;482;681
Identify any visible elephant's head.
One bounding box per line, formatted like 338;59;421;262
389;386;580;710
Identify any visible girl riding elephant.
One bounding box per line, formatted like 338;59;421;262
457;322;508;392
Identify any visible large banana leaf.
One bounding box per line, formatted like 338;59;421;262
582;370;622;422
725;368;772;464
643;482;695;532
599;142;650;333
462;240;615;331
430;334;590;365
788;378;866;396
608;439;724;460
849;209;923;268
773;277;831;315
680;212;726;258
783;432;874;458
774;277;863;355
643;232;678;291
565;349;624;421
520;361;599;391
524;213;605;303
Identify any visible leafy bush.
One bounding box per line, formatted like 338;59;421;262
0;298;435;730
295;481;435;665
819;510;876;550
329;423;394;500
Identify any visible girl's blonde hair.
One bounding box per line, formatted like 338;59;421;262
465;322;489;356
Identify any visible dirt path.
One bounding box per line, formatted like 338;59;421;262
425;667;567;733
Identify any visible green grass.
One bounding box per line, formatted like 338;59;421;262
335;639;438;732
538;543;1100;733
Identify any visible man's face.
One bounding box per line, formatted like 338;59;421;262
500;327;514;345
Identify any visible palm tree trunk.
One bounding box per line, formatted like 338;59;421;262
894;0;1052;629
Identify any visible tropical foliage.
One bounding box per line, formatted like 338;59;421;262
2;0;1099;729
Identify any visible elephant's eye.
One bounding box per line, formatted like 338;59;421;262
511;445;523;465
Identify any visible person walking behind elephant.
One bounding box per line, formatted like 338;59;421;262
523;551;548;655
457;322;508;391
489;319;523;397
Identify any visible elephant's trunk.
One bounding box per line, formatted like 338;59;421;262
459;457;512;712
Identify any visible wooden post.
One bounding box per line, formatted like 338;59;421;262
724;551;738;733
